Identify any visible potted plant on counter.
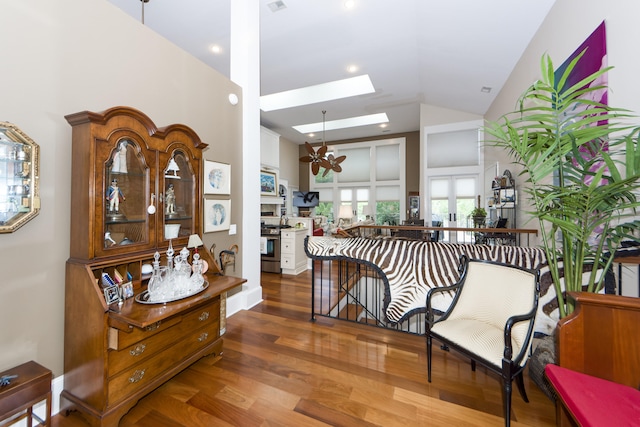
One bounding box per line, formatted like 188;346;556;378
471;195;487;227
485;51;640;318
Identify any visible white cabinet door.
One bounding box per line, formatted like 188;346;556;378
260;126;280;169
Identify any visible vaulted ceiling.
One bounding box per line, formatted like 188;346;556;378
108;0;556;144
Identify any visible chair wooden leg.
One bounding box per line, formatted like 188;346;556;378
502;360;514;427
515;371;529;402
503;377;512;427
427;335;433;382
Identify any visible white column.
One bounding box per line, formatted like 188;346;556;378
229;0;263;313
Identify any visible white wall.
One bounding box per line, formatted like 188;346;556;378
0;0;243;378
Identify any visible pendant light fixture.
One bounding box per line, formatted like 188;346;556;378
299;110;346;176
141;0;150;24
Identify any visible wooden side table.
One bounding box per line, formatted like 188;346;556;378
0;361;52;427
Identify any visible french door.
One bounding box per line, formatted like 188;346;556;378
428;175;478;243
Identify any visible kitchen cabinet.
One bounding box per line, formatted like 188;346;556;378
280;227;308;275
260;126;280;169
61;106;245;426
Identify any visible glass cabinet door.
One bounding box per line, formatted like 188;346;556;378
162;149;195;241
0;122;40;233
102;138;154;252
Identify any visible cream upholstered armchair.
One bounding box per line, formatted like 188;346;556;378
426;256;540;427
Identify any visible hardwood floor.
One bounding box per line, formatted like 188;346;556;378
54;269;556;426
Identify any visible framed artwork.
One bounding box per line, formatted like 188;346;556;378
204;160;231;195
103;285;120;305
120;282;134;299
204;199;231;233
260;170;277;196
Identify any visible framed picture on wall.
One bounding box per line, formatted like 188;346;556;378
204;199;231;233
203;161;231;195
260;170;277;196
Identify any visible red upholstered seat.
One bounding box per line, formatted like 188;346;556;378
545;364;640;426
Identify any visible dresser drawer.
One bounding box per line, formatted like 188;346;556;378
281;230;296;239
108;299;220;377
281;239;294;255
108;316;181;350
281;255;294;269
107;321;219;405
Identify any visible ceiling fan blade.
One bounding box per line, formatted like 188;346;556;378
299;155;312;163
317;145;328;156
304;141;316;155
332;164;343;173
311;162;320;175
319;158;332;169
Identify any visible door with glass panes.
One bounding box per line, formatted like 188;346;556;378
429;175;478;243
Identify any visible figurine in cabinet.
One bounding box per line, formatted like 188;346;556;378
106;179;125;215
111;141;128;173
165;183;177;216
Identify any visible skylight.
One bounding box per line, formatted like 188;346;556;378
293;113;389;134
259;75;375;112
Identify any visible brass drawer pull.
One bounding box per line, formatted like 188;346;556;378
146;321;161;331
130;344;146;356
199;311;210;321
129;369;146;383
198;332;209;342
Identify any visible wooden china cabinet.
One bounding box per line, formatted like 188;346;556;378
61;106;245;426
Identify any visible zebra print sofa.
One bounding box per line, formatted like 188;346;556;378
305;236;618;336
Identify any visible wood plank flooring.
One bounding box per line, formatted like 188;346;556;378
54;269;556;426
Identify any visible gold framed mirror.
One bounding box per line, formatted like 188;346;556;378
0;122;40;233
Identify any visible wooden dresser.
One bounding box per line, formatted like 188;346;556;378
61;107;245;426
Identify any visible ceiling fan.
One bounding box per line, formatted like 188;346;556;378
299;110;346;177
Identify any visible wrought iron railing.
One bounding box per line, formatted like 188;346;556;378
310;258;426;335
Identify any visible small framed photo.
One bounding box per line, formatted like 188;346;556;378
204;199;231;233
121;282;134;299
260;170;277;196
103;285;120;305
204;161;231;195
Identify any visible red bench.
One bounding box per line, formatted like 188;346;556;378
550;292;640;426
545;364;640;426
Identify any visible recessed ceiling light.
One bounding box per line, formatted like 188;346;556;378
344;0;356;9
347;65;358;73
260;75;375;112
210;45;222;54
293;113;389;134
379;123;388;128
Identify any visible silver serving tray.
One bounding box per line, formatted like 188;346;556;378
135;281;209;304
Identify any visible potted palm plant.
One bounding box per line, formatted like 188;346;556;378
485;51;640;318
